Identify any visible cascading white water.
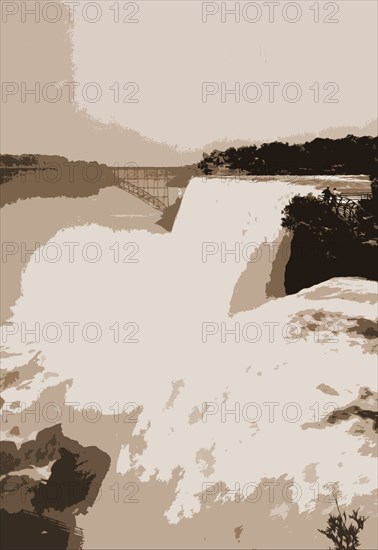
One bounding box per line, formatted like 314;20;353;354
1;177;376;537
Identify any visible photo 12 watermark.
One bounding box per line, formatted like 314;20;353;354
1;81;140;104
1;1;141;24
1;401;142;424
0;321;140;344
201;2;340;24
1;241;140;264
201;321;339;344
202;82;340;104
201;400;339;424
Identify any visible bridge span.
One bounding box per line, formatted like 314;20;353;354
113;167;169;212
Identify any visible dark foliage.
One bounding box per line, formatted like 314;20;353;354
319;508;368;550
198;135;378;175
32;447;97;514
281;185;378;293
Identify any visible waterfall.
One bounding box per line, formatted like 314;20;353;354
1;177;376;536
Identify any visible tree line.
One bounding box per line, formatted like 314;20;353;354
198;135;378;175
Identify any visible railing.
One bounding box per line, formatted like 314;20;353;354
340;192;372;201
320;193;371;223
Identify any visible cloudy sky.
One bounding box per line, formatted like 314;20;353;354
2;0;377;164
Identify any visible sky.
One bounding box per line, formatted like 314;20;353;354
1;0;377;164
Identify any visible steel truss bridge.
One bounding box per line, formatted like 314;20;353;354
113;167;169;212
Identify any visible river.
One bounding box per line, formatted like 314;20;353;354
1;175;376;549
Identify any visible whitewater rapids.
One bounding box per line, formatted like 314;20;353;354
1;178;377;547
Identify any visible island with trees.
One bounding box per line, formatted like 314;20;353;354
197;135;378;293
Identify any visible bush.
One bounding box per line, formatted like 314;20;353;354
318;484;368;550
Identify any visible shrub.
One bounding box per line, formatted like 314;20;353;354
318;483;368;550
